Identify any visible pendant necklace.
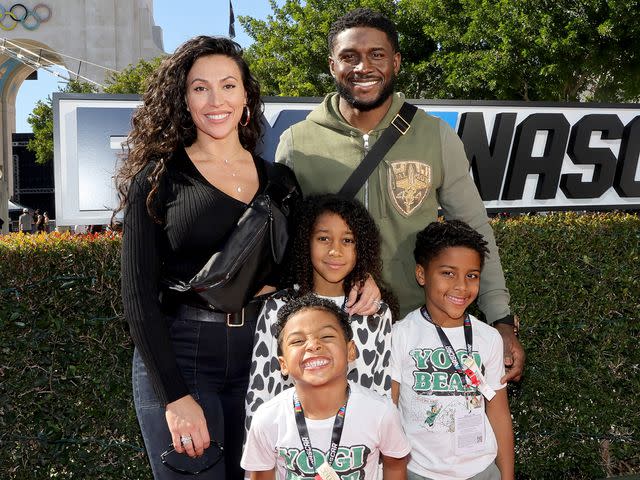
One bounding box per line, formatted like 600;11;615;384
221;150;245;193
223;157;242;192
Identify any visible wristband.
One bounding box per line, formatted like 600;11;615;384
492;314;520;336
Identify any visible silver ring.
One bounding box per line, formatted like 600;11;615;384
374;299;382;307
180;435;193;445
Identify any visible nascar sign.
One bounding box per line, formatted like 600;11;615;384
54;94;640;225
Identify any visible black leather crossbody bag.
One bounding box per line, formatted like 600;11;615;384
163;161;300;313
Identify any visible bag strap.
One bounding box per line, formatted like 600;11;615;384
264;161;301;216
338;102;418;199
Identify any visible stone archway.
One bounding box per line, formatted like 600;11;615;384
0;0;164;232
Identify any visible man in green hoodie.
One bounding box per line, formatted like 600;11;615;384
275;8;524;382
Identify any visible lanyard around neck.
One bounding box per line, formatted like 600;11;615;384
420;306;473;378
292;387;349;473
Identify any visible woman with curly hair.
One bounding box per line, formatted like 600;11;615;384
244;193;399;434
115;36;296;479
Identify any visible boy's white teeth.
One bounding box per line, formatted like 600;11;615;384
447;295;466;305
304;358;329;368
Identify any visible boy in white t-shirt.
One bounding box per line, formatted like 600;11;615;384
391;220;515;480
242;294;411;479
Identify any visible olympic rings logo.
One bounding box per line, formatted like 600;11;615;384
0;4;51;31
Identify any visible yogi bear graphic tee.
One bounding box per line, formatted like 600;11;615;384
390;309;505;480
241;382;411;479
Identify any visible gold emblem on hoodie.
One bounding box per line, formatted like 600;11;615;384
388;161;431;217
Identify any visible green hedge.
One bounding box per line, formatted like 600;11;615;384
1;213;639;479
0;232;145;478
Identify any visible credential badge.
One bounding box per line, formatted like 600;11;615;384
388;161;431;217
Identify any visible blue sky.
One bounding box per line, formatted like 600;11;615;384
14;0;275;132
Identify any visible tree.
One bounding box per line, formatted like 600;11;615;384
27;80;96;165
240;0;640;102
410;0;640;101
103;56;164;94
240;0;399;97
27;56;164;164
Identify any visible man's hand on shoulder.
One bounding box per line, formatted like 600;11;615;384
345;274;382;317
493;318;525;383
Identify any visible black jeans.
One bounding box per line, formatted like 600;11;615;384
132;304;257;479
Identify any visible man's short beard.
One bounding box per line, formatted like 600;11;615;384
335;75;396;112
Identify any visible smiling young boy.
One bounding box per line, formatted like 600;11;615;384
391;220;514;480
241;294;410;480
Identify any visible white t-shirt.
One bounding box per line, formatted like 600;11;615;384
241;382;411;479
390;309;505;480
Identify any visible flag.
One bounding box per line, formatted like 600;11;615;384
229;0;236;38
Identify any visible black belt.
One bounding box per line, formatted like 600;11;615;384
174;298;264;327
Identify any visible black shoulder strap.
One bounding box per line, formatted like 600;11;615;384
264;161;301;216
338;102;418;199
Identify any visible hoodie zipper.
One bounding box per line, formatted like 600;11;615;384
362;133;370;209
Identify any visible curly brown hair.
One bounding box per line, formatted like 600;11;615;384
113;36;263;223
283;194;399;319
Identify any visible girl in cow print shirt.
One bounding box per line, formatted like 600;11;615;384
244;194;398;434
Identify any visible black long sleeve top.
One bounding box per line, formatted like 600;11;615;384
121;147;268;405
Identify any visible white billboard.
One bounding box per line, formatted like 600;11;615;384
54;93;640;226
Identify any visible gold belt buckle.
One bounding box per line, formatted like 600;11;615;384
226;309;245;327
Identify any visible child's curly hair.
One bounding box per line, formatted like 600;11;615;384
283;194;399;318
414;219;490;269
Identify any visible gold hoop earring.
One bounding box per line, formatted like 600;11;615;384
239;105;250;127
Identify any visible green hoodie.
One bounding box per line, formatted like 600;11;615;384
276;92;510;322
